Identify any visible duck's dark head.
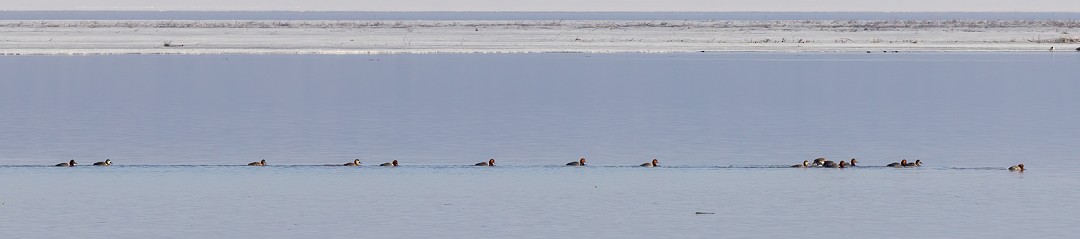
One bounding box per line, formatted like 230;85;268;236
354;159;361;165
489;159;496;166
69;160;76;166
1018;164;1025;171
579;158;586;165
839;161;848;168
850;158;858;165
915;159;922;166
260;159;266;165
392;160;399;166
901;159;908;165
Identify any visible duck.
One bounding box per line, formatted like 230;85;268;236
475;158;495;166
1008;164;1025;172
380;160;399;167
812;158;827;167
791;160;809;168
640;159;659;167
905;159;923;167
343;159;361;166
247;159;266;166
55;159;76;167
849;158;858;167
839;161;849;168
566;158;586;166
823;160;839;168
93;159;112;166
887;159;908;167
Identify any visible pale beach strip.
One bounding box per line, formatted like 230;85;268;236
1;20;1078;55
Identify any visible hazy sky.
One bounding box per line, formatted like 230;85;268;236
1;0;1079;12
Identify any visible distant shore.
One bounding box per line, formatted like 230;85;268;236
1;19;1078;55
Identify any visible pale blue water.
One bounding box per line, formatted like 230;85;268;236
2;53;1079;167
1;53;1079;238
1;165;1076;238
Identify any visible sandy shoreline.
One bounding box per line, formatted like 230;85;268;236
2;20;1079;55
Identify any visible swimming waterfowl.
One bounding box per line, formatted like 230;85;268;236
567;158;586;166
248;159;266;166
791;160;809;168
849;158;858;167
380;160;399;167
839;161;849;168
823;160;839;168
904;159;923;167
475;159;495;166
55;160;76;167
887;159;908;167
93;159;112;166
1008;164;1025;172
640;159;659;167
343;159;361;166
812;158;827;167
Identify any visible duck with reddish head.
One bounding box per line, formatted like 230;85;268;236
475;159;495;166
567;158;586;166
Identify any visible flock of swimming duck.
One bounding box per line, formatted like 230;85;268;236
51;157;1026;171
790;158;926;168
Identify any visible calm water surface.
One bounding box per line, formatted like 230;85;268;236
1;166;1076;238
1;53;1078;238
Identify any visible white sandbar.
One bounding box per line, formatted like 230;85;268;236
1;20;1078;55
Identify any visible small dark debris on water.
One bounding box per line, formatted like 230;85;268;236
694;212;715;215
163;41;184;47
